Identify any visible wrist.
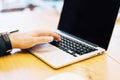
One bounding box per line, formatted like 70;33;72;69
9;34;17;48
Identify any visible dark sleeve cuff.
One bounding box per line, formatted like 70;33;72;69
0;32;12;57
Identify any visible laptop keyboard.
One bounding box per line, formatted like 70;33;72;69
50;34;97;57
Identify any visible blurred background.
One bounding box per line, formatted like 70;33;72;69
0;0;119;14
0;0;64;14
0;0;64;33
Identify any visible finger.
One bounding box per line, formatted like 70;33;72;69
34;31;61;41
34;36;54;44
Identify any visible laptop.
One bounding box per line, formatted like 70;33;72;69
28;0;120;69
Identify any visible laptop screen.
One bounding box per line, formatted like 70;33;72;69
58;0;119;50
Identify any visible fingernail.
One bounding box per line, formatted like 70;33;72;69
48;36;54;41
59;38;61;41
58;35;61;41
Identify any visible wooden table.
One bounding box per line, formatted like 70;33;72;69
0;10;120;80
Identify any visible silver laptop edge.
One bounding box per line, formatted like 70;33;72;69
28;30;105;69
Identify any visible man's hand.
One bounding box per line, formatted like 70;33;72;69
9;30;61;49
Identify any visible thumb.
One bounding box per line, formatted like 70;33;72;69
35;36;54;43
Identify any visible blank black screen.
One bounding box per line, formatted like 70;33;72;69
58;0;119;50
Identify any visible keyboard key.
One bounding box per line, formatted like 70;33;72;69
50;34;97;57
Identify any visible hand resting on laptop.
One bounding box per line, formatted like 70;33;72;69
9;30;61;49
